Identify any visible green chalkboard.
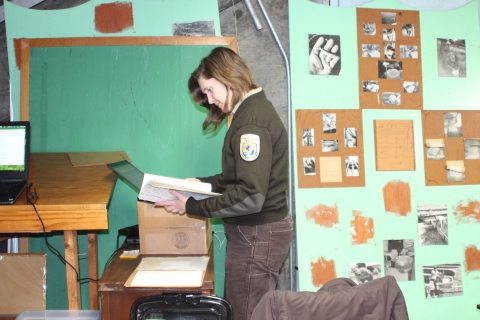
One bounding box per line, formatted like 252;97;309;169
20;36;236;309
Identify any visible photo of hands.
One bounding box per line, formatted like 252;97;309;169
309;34;341;75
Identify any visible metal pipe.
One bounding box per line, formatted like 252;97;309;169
256;0;296;291
243;0;263;30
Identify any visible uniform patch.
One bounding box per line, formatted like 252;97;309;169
240;134;260;162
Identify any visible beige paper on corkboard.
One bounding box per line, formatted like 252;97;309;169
374;120;415;171
423;110;480;186
296;109;365;188
357;8;423;110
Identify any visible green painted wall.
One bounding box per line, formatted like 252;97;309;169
5;0;226;310
290;0;480;319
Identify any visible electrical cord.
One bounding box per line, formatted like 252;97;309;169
26;183;127;284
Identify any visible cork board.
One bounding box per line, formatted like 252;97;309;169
357;8;423;110
296;110;365;188
374;120;415;171
423;110;480;186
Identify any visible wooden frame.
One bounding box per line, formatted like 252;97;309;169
15;36;238;120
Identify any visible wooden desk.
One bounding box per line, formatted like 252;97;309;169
0;153;116;310
98;245;214;320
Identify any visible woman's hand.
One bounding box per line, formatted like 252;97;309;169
154;190;189;214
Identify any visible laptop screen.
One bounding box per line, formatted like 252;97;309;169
0;121;30;181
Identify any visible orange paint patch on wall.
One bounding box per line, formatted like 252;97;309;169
95;2;134;34
305;203;339;228
382;181;411;216
311;257;337;287
464;245;480;272
453;200;480;223
351;210;374;245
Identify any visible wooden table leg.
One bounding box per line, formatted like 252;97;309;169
64;230;81;309
88;232;99;310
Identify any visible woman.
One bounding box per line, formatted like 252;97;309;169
155;47;293;320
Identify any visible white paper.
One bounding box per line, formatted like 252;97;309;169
130;270;204;287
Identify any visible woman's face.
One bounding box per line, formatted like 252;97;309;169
198;77;231;113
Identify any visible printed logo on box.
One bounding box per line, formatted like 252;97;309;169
173;232;189;249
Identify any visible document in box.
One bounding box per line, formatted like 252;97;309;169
124;256;209;288
138;173;221;202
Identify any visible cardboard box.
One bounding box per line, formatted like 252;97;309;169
137;202;212;255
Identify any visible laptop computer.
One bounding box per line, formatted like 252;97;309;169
0;121;31;204
107;160;144;193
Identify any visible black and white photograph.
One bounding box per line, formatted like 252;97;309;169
172;20;215;36
426;139;445;160
348;262;382;285
383;28;396;41
323;114;336;133
384;239;415;282
378;60;403;79
403;81;419;93
381;12;397;25
363;80;379;92
382;92;401;106
424;264;463;299
345;156;359;176
303;157;316;175
402;24;414;37
417;204;448;246
384;43;395;59
309;34;342;76
322;140;339;152
400;45;418;59
437;38;466;78
464;139;480;159
344;128;357;147
444;112;462;137
361;44;380;57
302;128;315;146
446;161;465;182
363;22;376;36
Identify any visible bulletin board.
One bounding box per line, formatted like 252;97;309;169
422;110;480;186
296;109;365;188
356;8;423;110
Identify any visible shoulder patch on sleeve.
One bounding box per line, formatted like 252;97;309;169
240;134;260;162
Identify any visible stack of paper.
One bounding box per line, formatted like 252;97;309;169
125;256;209;288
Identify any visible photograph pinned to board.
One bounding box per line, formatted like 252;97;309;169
378;60;403;79
417;204;448;246
345;156;359;176
302;128;315;146
363;22;376;36
349;262;382;285
362;80;379;92
309;34;341;75
402;24;414;37
464;139;480;159
303;157;316;175
425;139;445;160
382;92;401;106
384;43;395;59
322;140;339;152
437;38;466;78
172;20;215;36
381;12;397;25
423;263;463;299
384;239;415;282
319;156;342;183
344;128;358;147
383;28;396;41
446;160;465;182
323;114;337;133
400;45;418;59
361;44;380;57
444;112;462;137
403;81;419;93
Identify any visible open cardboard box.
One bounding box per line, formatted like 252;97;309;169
137;202;212;255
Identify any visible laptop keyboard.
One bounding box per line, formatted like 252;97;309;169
0;183;24;193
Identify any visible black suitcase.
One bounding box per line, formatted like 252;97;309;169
130;293;233;320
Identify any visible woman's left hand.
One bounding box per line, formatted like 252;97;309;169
154;190;189;214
